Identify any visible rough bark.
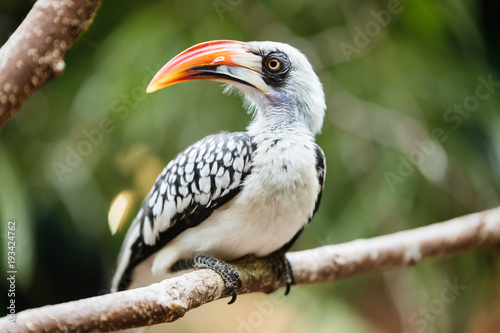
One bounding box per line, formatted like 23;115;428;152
1;206;499;332
0;0;101;128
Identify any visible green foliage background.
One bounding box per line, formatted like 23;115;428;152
1;0;499;332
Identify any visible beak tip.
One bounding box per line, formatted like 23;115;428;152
146;83;157;94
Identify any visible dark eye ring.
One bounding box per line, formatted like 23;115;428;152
266;58;281;70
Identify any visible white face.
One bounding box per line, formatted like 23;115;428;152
239;41;326;135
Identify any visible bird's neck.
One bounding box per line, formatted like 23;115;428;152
246;109;314;139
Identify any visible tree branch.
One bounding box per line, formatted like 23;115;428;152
0;0;101;128
2;207;499;332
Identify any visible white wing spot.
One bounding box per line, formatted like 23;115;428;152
217;166;224;177
216;170;230;189
191;182;200;195
223;152;233;167
200;163;210;178
199;176;211;193
213;185;222;198
196;193;210;205
188;149;197;163
143;216;155;246
205;152;215;163
185;171;194;183
168;174;176;184
160;182;168;195
230;171;242;189
170;183;178;195
233;156;243;172
210;163;218;175
196;147;206;162
153;199;163;216
179;185;189;197
177;196;190;212
149;190;158;208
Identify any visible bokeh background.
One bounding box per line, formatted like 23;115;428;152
1;0;500;332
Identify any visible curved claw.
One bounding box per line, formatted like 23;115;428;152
223;274;242;304
172;255;242;304
227;290;238;305
268;251;295;295
284;282;291;296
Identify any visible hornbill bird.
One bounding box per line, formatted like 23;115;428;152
111;40;326;304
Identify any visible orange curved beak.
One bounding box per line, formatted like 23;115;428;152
146;40;269;94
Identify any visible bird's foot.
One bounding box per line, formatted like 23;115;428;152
268;250;294;295
172;255;242;304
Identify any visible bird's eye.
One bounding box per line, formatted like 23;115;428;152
266;58;281;71
261;52;290;86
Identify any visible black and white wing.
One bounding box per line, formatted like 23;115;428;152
312;144;326;219
112;132;255;291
